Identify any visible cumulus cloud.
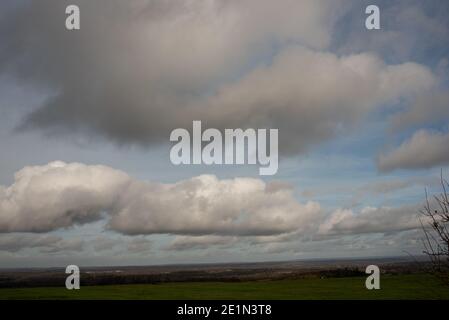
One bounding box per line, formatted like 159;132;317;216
196;47;435;154
378;130;449;172
109;174;321;236
1;1;446;262
0;161;130;232
318;205;421;235
0;162;321;236
389;92;449;132
0;1;437;155
0;161;431;256
0;0;339;143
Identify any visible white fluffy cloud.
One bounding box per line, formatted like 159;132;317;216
378;130;449;172
109;174;321;236
0;162;321;236
0;162;130;232
0;161;433;255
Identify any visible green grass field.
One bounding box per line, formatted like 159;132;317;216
0;274;448;300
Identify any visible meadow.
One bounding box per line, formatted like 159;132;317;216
0;274;448;300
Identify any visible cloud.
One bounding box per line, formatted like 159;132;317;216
109;173;322;236
318;205;421;235
89;236;152;255
0;162;321;236
126;237;152;254
92;237;121;252
389;92;449;132
337;1;449;62
0;1;437;156
190;47;436;154
378;130;449;172
0;161;130;232
166;235;237;251
0;233;84;253
0;0;340;142
358;176;436;195
0;233;153;255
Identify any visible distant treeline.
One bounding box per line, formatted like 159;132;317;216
0;262;430;288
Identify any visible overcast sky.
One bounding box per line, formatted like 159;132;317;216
0;0;449;268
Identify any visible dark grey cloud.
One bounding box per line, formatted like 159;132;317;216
0;0;338;145
0;0;437;156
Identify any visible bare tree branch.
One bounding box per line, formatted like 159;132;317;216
421;171;449;284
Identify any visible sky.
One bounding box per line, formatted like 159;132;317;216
0;0;449;268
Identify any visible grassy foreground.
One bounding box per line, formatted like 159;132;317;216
0;274;448;300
